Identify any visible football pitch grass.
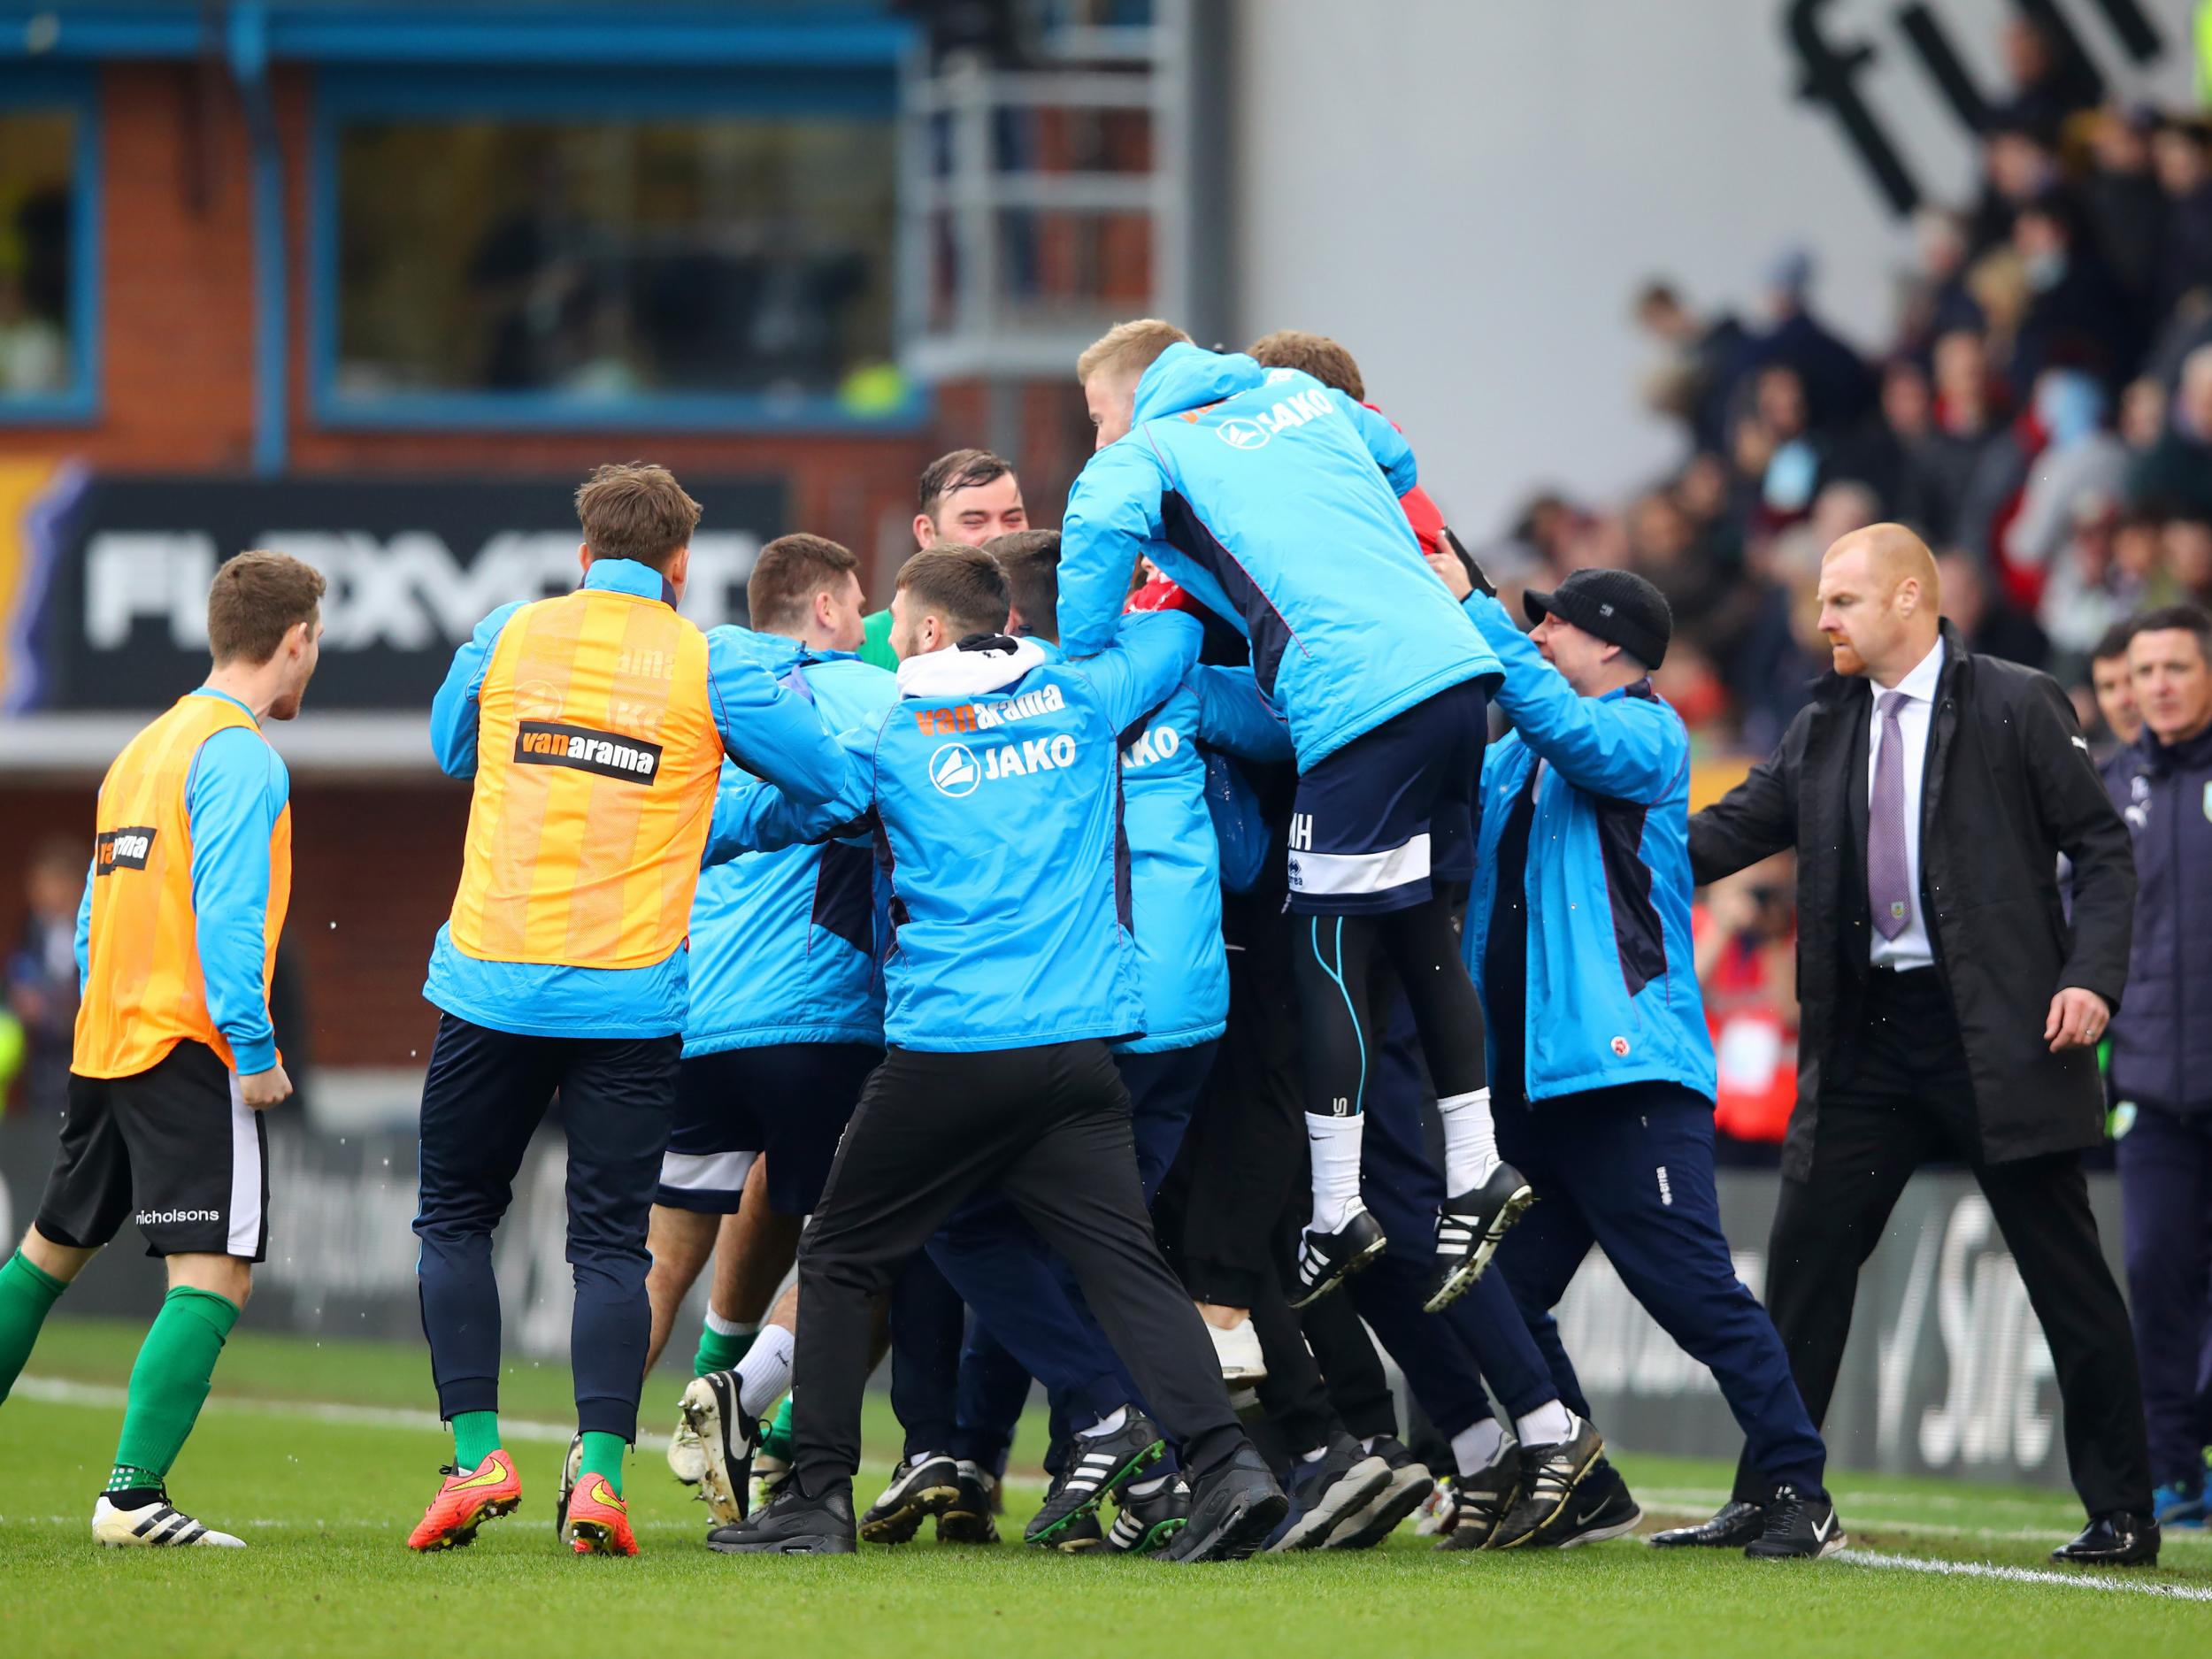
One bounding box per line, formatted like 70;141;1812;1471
4;1320;2208;1657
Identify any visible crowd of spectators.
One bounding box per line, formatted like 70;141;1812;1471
1476;24;2212;1154
1479;42;2212;767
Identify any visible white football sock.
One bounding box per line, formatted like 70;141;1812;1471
703;1307;758;1339
1305;1111;1366;1233
734;1324;795;1418
1451;1417;1508;1477
1437;1087;1500;1194
1515;1400;1575;1448
1078;1404;1128;1440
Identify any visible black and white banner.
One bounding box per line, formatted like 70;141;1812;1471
3;471;784;713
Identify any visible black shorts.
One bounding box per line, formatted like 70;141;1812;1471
658;1042;882;1217
35;1041;270;1261
1286;677;1488;915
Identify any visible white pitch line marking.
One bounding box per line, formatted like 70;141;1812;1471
1836;1548;2212;1602
12;1376;577;1442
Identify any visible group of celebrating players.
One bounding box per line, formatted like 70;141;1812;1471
1;319;1856;1564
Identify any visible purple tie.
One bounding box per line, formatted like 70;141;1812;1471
1868;690;1912;941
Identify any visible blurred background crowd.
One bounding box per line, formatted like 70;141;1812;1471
1444;19;2212;1153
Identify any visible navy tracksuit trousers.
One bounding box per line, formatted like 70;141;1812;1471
413;1013;678;1442
2116;1102;2212;1492
1494;1079;1828;1496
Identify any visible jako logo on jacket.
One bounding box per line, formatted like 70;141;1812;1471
708;615;1204;1054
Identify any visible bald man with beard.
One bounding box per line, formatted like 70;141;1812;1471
1667;525;2156;1566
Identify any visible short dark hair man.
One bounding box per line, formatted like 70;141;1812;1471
2104;603;2212;1530
856;450;1029;671
744;533;866;641
2;549;325;1549
1684;524;2154;1566
703;547;1288;1562
2091;618;2144;749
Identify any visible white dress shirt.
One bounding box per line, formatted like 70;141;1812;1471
1865;635;1946;970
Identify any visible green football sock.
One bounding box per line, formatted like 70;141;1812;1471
579;1431;626;1499
0;1250;68;1405
694;1319;757;1378
111;1286;239;1484
761;1393;795;1463
451;1410;501;1472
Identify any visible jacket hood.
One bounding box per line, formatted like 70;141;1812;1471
711;625;803;677
1132;342;1266;424
895;634;1049;701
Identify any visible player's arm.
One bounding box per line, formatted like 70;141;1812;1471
1688;719;1804;885
428;602;526;780
73;854;92;992
1187;664;1294;763
703;723;879;863
705;630;859;809
1328;389;1418;495
1071;611;1204;733
1058;444;1169;659
1463;591;1686;803
186;728;288;1101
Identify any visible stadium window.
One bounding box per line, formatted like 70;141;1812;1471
0;74;99;423
315;77;911;429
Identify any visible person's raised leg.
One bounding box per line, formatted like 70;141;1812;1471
1288;910;1388;1299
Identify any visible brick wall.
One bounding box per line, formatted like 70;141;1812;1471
0;63;949;595
0;60;1115;1083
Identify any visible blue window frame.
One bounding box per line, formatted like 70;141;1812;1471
0;68;101;425
310;65;922;434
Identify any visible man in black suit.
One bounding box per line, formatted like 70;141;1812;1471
1665;523;2156;1566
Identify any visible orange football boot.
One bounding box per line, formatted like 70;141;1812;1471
564;1476;639;1556
406;1448;523;1551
